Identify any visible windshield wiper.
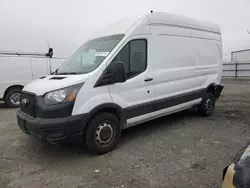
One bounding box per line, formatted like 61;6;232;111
51;69;58;75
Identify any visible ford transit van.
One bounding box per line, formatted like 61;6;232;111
17;12;223;154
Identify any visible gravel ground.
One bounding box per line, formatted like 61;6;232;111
1;79;250;188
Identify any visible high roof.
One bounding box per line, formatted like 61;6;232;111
91;12;220;39
148;12;220;34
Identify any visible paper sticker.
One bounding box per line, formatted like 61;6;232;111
95;52;109;57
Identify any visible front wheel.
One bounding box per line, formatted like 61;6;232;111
198;92;216;116
84;112;121;154
5;88;22;108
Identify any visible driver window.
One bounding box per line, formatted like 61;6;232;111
111;39;147;79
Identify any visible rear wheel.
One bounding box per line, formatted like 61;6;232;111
84;112;121;154
198;92;216;116
5;88;22;108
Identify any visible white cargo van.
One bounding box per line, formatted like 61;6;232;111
0;50;63;107
17;12;223;154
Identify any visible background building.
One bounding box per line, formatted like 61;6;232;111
231;49;250;62
223;49;250;77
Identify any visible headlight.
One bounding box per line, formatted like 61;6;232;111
44;83;83;105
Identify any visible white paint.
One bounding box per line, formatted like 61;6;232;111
22;12;222;128
0;56;64;99
23;74;89;96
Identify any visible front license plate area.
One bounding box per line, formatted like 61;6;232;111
18;117;26;130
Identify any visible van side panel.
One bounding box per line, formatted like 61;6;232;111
149;25;202;103
191;29;222;88
0;57;31;98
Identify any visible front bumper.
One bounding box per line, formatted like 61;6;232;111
17;110;87;143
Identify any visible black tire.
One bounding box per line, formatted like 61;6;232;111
84;112;121;154
198;92;216;116
5;88;22;108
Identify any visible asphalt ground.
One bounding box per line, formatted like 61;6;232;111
1;79;250;188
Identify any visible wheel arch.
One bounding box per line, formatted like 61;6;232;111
206;83;223;99
4;85;24;100
81;103;126;132
206;83;216;93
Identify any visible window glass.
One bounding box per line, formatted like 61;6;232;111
111;39;147;79
112;43;130;74
129;40;147;78
56;34;124;75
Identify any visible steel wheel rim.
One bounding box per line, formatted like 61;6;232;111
10;93;21;106
206;98;213;112
95;121;114;146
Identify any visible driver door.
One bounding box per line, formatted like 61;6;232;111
108;38;153;127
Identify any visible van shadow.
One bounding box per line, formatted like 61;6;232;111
120;109;198;146
25;138;94;160
0;102;8;109
27;109;199;159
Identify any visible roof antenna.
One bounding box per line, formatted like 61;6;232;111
150;10;153;13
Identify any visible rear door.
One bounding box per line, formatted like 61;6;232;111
108;37;153;127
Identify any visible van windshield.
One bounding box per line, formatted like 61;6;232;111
55;34;124;75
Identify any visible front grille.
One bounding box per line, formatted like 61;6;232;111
20;92;36;118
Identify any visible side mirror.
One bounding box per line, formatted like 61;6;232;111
109;62;126;83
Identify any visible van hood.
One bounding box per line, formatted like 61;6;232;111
23;74;89;96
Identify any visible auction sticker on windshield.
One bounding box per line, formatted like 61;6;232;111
95;52;109;57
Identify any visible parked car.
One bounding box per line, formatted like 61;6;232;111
17;12;223;154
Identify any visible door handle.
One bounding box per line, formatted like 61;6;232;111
144;77;153;82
